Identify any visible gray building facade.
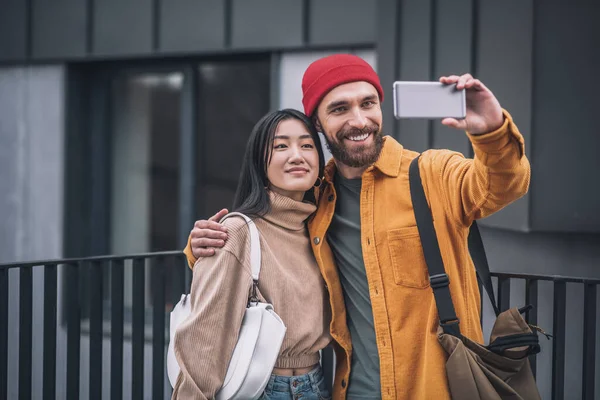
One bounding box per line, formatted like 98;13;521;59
0;1;598;399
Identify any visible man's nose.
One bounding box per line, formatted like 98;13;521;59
347;108;367;129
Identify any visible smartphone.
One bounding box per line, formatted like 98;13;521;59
392;81;466;119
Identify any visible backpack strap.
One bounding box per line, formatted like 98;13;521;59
468;221;500;316
409;156;461;336
409;155;500;337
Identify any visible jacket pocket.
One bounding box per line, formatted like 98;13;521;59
387;227;430;289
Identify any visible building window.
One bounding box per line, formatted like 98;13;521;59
65;55;271;321
110;72;183;255
195;60;271;217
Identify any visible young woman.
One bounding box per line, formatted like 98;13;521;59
172;109;332;400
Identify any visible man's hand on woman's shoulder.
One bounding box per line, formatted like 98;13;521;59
190;208;229;259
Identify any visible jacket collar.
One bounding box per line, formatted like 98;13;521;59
372;136;404;177
322;136;404;184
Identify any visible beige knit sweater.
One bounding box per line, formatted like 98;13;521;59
172;191;332;400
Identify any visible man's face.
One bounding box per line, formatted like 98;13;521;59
314;81;384;168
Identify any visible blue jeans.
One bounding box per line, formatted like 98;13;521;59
259;365;331;400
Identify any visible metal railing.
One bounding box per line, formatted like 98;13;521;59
1;254;598;400
492;272;599;400
0;251;187;400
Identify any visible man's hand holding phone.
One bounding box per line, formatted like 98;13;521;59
393;73;504;135
439;74;504;135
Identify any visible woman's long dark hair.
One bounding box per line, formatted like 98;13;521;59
232;108;325;218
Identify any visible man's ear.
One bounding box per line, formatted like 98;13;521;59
312;115;323;132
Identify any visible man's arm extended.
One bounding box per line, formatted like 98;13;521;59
420;74;530;226
421;110;530;226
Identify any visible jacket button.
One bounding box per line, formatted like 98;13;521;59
328;194;334;201
341;379;347;388
313;237;320;245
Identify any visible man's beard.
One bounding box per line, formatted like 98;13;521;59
324;123;384;168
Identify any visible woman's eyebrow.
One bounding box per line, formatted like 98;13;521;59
273;134;312;139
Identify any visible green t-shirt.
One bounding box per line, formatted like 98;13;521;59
326;172;381;399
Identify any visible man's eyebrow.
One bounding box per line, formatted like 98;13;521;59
326;100;349;111
326;94;378;111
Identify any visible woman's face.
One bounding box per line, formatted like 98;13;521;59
266;118;320;201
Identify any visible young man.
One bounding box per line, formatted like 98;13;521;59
185;54;530;399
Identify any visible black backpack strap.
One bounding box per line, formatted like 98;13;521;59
409;156;461;337
409;156;501;338
468;221;500;316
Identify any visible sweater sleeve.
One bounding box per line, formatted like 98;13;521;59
422;109;531;226
172;247;253;400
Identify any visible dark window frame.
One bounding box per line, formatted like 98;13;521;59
63;53;274;325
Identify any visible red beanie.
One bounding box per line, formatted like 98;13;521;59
302;54;384;117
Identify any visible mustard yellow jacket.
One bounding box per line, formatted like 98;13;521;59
184;110;530;400
306;110;530;399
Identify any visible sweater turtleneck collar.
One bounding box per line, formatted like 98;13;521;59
262;190;317;231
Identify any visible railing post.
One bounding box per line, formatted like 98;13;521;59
132;258;146;400
43;264;57;400
111;259;124;400
552;280;567;400
525;279;538;378
171;255;187;307
19;266;33;400
152;257;167;400
89;260;104;400
66;262;81;400
497;276;511;312
582;283;596;400
0;267;8;399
